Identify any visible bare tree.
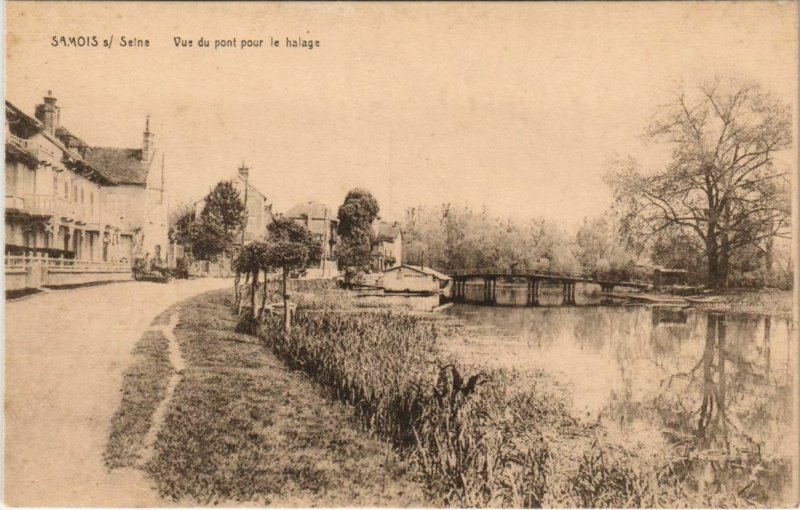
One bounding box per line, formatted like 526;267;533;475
607;78;792;288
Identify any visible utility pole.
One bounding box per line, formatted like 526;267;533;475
160;153;165;205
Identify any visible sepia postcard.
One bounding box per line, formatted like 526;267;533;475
3;1;798;507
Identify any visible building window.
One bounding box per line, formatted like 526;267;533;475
64;181;69;199
81;188;85;204
74;184;79;203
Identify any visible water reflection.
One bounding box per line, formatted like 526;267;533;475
441;303;796;501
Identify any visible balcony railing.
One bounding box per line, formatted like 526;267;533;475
5;194;55;215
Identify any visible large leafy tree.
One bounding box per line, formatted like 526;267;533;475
201;180;247;241
266;217;322;329
336;188;380;279
606;78;791;288
179;180;247;262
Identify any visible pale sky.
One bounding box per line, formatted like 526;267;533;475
5;2;797;230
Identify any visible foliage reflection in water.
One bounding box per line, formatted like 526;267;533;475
439;295;796;503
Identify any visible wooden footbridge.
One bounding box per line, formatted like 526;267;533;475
449;268;649;306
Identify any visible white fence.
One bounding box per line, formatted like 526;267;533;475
5;254;131;291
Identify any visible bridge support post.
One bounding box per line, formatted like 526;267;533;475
526;278;540;306
562;282;576;306
526;278;533;307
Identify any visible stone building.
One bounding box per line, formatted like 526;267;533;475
84;117;171;266
4;94;133;290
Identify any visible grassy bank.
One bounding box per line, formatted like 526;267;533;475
135;290;424;506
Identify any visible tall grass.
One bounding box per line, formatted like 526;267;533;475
253;309;682;506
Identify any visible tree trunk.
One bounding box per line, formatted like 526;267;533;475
718;246;730;289
260;270;268;317
706;226;721;288
233;270;241;309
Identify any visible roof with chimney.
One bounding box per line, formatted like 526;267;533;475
375;221;402;242
85;147;154;186
5;99;117;185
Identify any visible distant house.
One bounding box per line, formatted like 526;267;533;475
285;201;338;278
373;221;402;271
382;264;450;293
231;164;272;245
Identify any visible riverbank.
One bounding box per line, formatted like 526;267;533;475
105;289;425;506
690;289;794;319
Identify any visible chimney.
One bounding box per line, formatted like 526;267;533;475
34;91;60;136
142;116;154;164
238;162;250;180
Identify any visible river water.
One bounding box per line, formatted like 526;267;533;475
358;283;797;500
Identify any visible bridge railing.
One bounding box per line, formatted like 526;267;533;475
448;267;651;287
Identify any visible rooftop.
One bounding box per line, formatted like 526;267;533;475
386;264;451;281
85;147;153;186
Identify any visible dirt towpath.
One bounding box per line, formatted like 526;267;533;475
4;278;231;506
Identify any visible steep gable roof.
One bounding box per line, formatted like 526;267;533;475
85;147;152;185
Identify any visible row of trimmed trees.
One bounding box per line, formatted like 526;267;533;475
234;217;321;328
